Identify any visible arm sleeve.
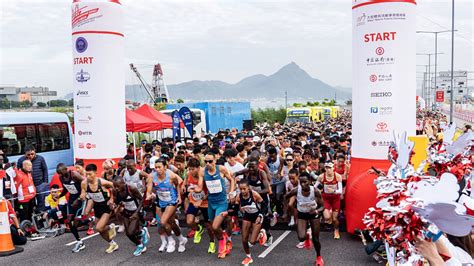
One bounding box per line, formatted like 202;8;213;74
42;158;48;183
336;181;343;194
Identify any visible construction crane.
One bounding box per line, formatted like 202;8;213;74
129;63;169;105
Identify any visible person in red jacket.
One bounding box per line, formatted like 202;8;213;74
15;160;37;221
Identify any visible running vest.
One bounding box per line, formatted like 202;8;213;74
116;185;139;214
87;179;110;203
153;170;178;207
124;169;144;194
322;173;338;195
267;157;281;180
187;172;208;207
296;185;317;213
248;171;266;195
204;166;227;204
335;163;345;175
239;190;259;214
60;170;81;199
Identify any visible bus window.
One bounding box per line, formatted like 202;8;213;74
0;124;38;156
37;123;70;153
193;111;202;125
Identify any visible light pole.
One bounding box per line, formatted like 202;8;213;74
417;53;443;108
417;65;429;101
449;0;455;123
417;30;456;104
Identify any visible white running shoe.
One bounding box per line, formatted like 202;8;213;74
166;238;176;253
288;216;295;227
159;241;167;253
178;237;188;253
117;225;125;233
296;241;305;249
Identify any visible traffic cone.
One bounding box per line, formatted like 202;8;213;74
0;199;24;256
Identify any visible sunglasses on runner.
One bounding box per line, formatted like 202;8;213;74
204;160;214;164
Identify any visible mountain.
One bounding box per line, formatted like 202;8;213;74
64;62;351;102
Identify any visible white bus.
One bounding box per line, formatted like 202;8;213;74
0;112;74;180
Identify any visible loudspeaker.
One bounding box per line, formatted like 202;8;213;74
243;120;254;130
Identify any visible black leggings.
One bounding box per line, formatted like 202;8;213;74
297;218;321;256
17;199;35;222
10;225;27;245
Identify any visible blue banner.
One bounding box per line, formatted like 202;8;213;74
178;107;194;137
171;110;181;141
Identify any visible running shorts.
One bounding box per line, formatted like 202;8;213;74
186;203;209;222
207;202;228;221
322;194;341;212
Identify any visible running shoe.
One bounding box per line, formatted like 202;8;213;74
226;239;232;255
218;237;227;258
150;218;158;226
108;223;117;240
105;241;119;254
141;227;150;246
316;256;324;266
178;237;188;253
296;241;305;249
187;229;196;238
86;227;95;235
208;242;216;254
258;229;267;246
264;235;273;247
334;230;340;240
194;224;204;244
133;244;147;256
117;225;125;233
72;240;85;253
270;212;278;227
167;238;176;253
288;216;295;227
159;240;167;253
241;256;253;265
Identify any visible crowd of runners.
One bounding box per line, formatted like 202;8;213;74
1;109;472;265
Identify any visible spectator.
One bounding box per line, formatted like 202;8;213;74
14;160;36;221
6;199;27;245
17;145;48;211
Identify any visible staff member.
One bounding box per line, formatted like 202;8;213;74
15;160;36;221
17;145;48;211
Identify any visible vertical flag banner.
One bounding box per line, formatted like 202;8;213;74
172;110;181;141
71;0;125;163
178;107;194;137
346;0;417;233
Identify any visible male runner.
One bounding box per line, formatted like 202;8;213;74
184;158;215;252
113;177;150;256
200;152;235;259
56;163;86;253
317;162;342;239
80;164;118;253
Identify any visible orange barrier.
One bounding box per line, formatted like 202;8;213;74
0;199;23;256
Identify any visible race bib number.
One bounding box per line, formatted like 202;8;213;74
63;184;79;195
88;192;106;203
57;210;63;219
323;184;338;194
191;191;205;201
4;181;10;190
123;200;137;211
157;191;172;202
298;201;317;213
28;185;35;193
241;203;258;214
206;180;223;194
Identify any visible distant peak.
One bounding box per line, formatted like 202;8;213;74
273;62;311;78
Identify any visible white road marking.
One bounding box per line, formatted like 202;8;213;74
65;225;119;246
258;230;291;258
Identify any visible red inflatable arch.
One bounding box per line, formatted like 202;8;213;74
345;157;391;233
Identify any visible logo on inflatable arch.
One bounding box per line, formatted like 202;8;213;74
75;37;88;53
370;74;377;82
375;122;389;132
375;47;385;56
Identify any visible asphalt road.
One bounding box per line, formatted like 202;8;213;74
3;225;380;266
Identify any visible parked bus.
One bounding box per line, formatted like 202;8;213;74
0;112;74;181
285;107;314;124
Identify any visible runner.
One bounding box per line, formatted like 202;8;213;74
56;163;86;253
200;152;235;259
235;179;268;265
183;158;215;252
284;168;299;226
151;158;187;253
223;149;244;243
113;176;150;256
285;172;324;265
121;159;150;194
80;164;118;253
317;162;343;239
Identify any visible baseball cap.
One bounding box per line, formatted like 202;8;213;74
252;136;261;142
324;162;334;168
284;148;294;154
199;137;207;145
